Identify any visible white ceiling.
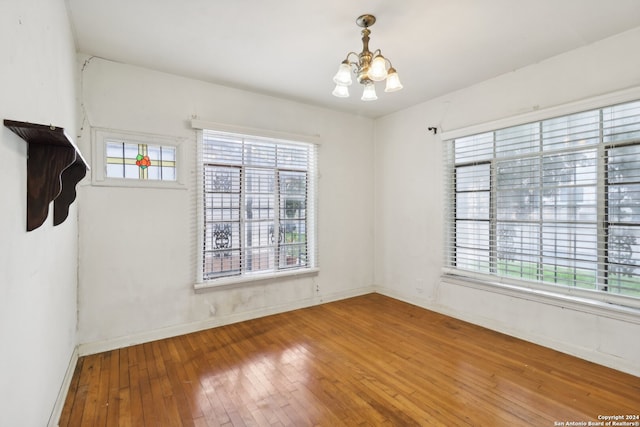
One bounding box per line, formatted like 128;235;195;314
65;0;640;118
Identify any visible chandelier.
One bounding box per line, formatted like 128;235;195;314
332;14;403;101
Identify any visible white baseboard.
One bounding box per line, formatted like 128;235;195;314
48;346;79;427
375;286;640;378
78;285;375;356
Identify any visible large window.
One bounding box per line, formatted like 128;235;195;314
199;129;317;283
446;100;640;300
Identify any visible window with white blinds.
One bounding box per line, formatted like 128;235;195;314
199;129;317;282
445;100;640;301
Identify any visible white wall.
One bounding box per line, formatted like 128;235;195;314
0;0;80;426
374;27;640;376
76;57;375;351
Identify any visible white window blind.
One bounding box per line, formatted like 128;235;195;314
200;129;317;282
445;100;640;301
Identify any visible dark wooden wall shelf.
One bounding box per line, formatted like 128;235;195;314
4;120;90;231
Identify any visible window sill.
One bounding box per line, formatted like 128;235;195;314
194;267;319;292
91;178;186;190
441;270;640;325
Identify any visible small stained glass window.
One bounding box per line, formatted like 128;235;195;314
105;140;177;181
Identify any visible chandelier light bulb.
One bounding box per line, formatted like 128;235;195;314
368;55;388;82
333;61;353;86
332;83;350;98
384;67;403;92
361;83;378;101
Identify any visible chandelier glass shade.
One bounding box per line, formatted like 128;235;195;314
332;14;403;101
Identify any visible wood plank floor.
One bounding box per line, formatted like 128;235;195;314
59;294;640;426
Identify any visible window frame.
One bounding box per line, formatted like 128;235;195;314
443;95;640;313
92;128;186;189
193;122;319;289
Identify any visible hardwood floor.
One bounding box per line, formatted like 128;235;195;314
59;294;640;426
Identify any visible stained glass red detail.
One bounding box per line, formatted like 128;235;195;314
136;154;151;169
